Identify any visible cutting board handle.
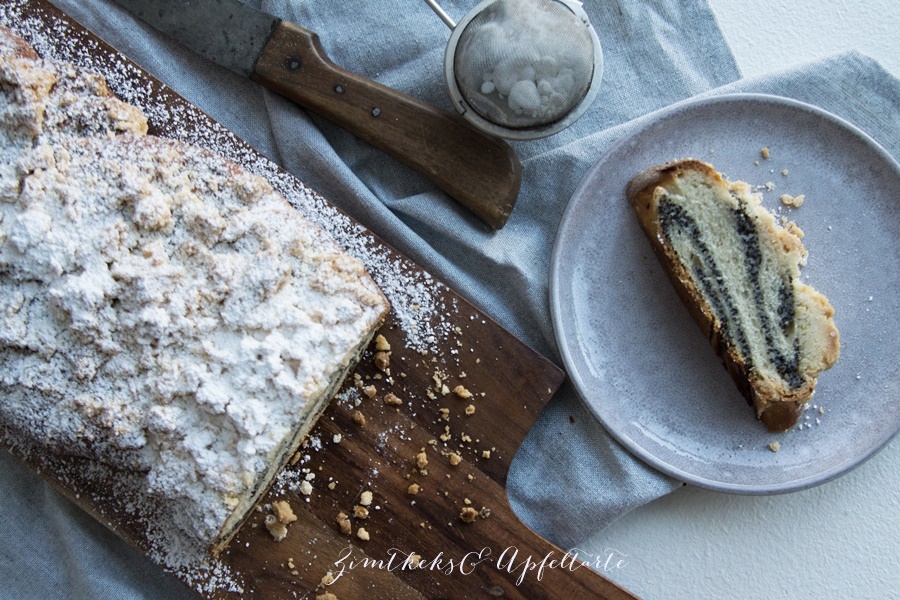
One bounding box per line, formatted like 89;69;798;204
251;21;522;229
473;495;639;599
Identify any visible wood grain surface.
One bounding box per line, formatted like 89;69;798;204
0;2;637;598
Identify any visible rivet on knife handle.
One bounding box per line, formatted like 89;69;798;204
251;22;522;229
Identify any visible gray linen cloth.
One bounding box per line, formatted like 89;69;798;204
1;0;898;597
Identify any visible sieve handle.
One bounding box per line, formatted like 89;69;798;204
251;21;520;229
423;0;457;28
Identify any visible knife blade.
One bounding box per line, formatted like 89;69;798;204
114;0;278;77
112;0;521;229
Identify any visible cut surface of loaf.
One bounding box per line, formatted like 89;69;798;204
0;27;389;565
627;159;839;432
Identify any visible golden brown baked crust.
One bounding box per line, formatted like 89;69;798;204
627;159;839;432
0;24;38;60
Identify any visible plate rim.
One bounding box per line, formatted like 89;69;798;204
549;92;900;495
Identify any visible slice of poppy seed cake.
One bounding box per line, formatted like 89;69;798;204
627;159;840;432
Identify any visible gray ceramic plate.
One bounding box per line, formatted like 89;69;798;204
550;93;899;494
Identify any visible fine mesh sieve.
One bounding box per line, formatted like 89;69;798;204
426;0;602;140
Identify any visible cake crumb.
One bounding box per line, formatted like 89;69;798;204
357;527;370;541
374;334;391;352
448;452;462;466
359;490;373;506
481;450;491;459
453;385;473;399
353;505;369;519
363;385;377;398
459;507;479;523
336;511;352;535
374;351;390;371
464;404;475;416
265;514;288;541
407;483;420;495
780;193;805;207
352;410;366;426
768;441;781;453
317;593;339;600
416;451;429;469
319;571;336;586
761;147;770;159
479;507;491;519
384;392;402;406
299;480;313;496
408;553;422;568
781;169;789;176
765;181;775;191
272;500;297;524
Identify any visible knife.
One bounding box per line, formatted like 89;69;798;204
112;0;522;229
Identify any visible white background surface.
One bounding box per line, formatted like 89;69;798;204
580;1;899;599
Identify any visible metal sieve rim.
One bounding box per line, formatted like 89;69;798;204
443;0;603;140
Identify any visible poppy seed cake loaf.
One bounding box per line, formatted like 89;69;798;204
0;26;389;563
627;159;840;432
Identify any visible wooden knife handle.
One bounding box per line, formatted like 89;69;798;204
251;21;522;229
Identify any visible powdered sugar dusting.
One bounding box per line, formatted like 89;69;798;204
6;437;246;594
0;0;454;354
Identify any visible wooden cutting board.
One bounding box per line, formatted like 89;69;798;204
0;2;637;598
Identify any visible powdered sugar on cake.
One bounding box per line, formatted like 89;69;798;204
0;1;455;355
0;13;394;580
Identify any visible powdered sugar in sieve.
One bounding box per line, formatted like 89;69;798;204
427;0;602;139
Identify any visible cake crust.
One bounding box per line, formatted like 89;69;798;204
627;159;839;432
